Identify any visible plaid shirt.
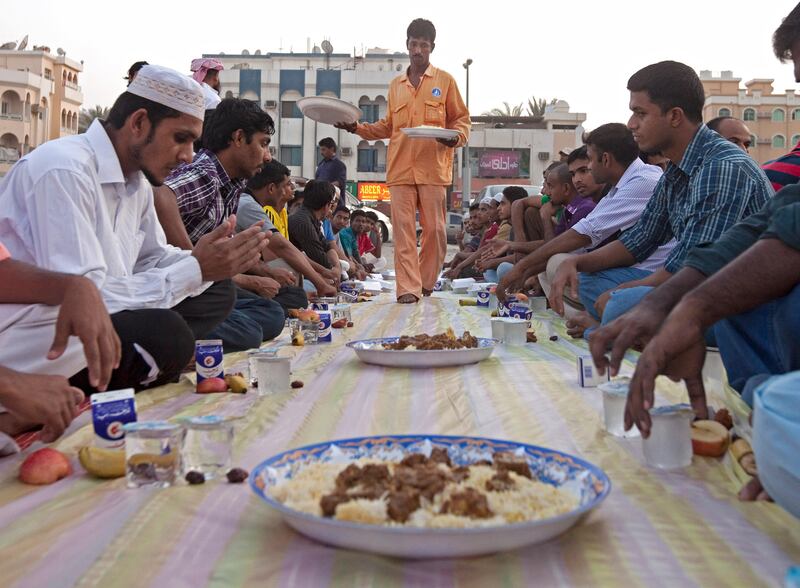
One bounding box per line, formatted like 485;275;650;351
164;149;246;244
620;125;773;273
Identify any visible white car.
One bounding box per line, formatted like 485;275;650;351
472;184;542;206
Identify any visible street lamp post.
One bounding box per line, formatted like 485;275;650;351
462;58;472;211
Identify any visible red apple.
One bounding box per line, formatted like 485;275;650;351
19;448;72;485
691;420;730;457
196;377;228;393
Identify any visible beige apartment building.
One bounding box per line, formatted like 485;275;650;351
0;47;83;175
701;70;800;164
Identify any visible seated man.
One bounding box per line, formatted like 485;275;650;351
549;63;772;335
0;65;258;393
706;116;752;153
507;161;563;246
288;180;338;273
496;124;668;320
444;203;483;269
444;195;500;280
476;186;534;283
606;187;800;517
236;160;338;296
337;209;370;277
155;98;298;352
362;211;388;271
0;243;115;442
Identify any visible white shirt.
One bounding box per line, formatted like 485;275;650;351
201;83;221;110
0;120;209;315
571;158;675;272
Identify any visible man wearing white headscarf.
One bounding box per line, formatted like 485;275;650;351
0;65;266;396
190;58;224;111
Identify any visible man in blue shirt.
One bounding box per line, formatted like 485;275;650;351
315;137;347;203
550;61;772;334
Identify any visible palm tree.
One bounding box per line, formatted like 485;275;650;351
525;97;559;117
79;105;109;133
482;101;524;117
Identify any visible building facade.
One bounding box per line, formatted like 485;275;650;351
0;48;83;175
205;48;585;209
701;70;800;164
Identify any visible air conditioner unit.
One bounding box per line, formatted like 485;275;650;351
538;151;550;161
269;146;277;155
341;147;352;156
264;100;277;109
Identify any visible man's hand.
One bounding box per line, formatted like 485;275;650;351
314;281;338;297
624;314;708;437
484;239;511;259
588;301;671;378
334;122;357;133
46;276;120;391
193;216;268;281
0;367;84;443
436;137;459;148
244;275;281;299
267;266;297;287
594;289;614;318
496;267;525;302
443;266;461;280
548;258;580;316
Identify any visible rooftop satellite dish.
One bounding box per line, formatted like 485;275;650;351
17;34;28;51
255;49;261;55
321;40;333;54
1;42;16;50
56;47;65;56
242;49;250;55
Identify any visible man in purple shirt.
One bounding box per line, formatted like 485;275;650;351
546;163;596;237
315;137;347;203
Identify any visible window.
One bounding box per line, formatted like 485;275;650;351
280;101;301;118
792;134;800;146
743;108;756;121
44;68;53;80
772;134;786;149
793;108;800;121
280;146;302;166
359;104;379;123
718;107;731;117
772;108;785;122
750;134;757;148
357;147;377;172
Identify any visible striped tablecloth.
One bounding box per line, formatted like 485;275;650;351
0;292;797;587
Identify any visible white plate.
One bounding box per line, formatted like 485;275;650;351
347;337;497;368
401;127;460;140
250;435;611;559
297;96;362;125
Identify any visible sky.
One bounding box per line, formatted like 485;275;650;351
3;0;800;129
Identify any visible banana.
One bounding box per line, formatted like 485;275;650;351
78;446;126;479
225;374;248;394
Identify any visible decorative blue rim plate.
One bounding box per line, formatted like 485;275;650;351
250;435;611;558
346;337;498;368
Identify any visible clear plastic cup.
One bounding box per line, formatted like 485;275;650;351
642;404;694;469
598;379;637;437
331;304;352;324
490;317;505;341
291;320;319;344
501;318;527;345
247;348;279;386
252;356;291;396
123;421;184;489
180;415;233;480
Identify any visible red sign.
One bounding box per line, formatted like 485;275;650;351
358;182;391;202
478;151;520;178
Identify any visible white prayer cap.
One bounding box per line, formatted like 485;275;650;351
493;193;505;203
127;64;206;121
480;195;493;206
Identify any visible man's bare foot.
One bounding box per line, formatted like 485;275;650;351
397;293;419;304
566;311;599;338
421;288;433;296
738;475;773;502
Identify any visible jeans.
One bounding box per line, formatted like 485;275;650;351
713;281;800;400
207;287;286;352
752;371;800;518
483;269;498;283
497;262;514;283
578;267;654;321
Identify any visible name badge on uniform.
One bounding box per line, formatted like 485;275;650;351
432;87;442;97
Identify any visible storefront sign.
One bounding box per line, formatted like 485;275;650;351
358;182;391;202
478;151;520;178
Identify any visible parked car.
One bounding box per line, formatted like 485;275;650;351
472;184;542;206
415;211;464;245
291;176;393;243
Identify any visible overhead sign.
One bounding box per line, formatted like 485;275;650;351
479;151;521;178
358;182;391;202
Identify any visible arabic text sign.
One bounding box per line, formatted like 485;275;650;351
358;182;391;202
479;151;521;178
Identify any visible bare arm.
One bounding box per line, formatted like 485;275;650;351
153;185;193;250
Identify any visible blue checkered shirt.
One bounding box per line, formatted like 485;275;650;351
164;149;246;244
620;125;773;273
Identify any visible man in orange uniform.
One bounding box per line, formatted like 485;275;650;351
337;18;470;303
